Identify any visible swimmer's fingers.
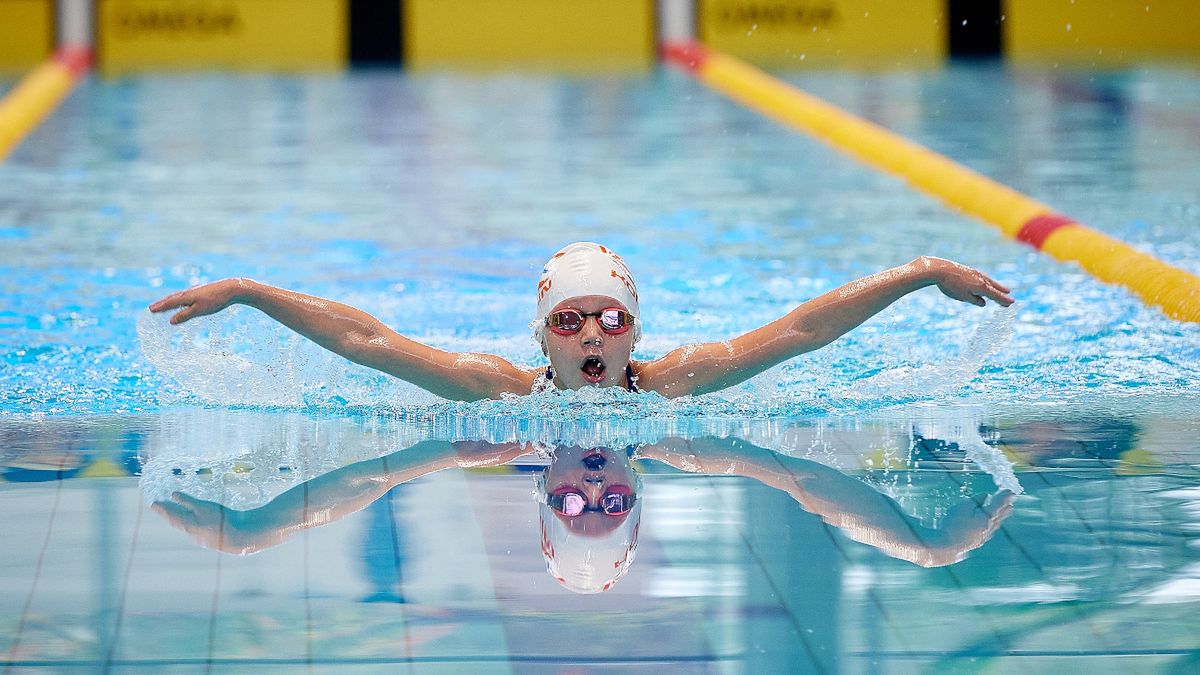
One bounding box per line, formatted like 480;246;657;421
165;492;240;536
985;490;1016;526
988;489;1017;508
151;498;199;529
149;289;206;324
937;268;1015;307
976;286;1015;307
980;273;1012;295
170;491;222;515
165;303;204;325
148;290;191;314
978;274;1015;306
149;281;239;324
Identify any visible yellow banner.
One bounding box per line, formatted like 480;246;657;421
699;0;945;67
97;0;346;73
0;0;53;72
405;0;656;71
1006;0;1200;62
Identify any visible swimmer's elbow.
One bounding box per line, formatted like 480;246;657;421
786;322;833;353
337;330;377;362
335;326;405;375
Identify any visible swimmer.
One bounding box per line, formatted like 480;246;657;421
148;242;1013;400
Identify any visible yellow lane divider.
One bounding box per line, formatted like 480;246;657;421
663;40;1200;323
0;47;91;162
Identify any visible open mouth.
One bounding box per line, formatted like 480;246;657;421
580;356;607;383
582;450;606;470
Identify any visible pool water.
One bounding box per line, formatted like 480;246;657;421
2;63;1199;671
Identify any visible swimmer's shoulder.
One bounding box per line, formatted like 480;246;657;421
629;358;700;399
515;364;550;394
629;359;658;394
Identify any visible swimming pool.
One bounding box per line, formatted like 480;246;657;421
2;63;1199;671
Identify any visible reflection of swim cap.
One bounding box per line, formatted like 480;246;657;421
534;242;641;345
538;499;641;594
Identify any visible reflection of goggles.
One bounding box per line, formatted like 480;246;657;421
549;488;636;516
545;308;634;336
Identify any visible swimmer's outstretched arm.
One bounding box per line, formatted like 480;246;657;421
636;256;1013;397
151;440;532;554
638;436;1014;567
149;278;536;400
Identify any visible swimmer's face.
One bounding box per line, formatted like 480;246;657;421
543;446;638;537
542;295;635;390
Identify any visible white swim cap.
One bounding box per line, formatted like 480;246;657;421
533;458;642;594
538;499;641;594
534;242;641;344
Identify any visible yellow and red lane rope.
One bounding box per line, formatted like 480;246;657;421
663;40;1200;323
0;46;91;162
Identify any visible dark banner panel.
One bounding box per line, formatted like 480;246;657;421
350;0;402;65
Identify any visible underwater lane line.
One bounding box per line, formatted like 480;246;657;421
662;40;1200;324
0;46;91;162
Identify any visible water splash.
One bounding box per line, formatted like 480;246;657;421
844;304;1015;399
911;408;1024;494
136;404;1024;511
136;302;1024;421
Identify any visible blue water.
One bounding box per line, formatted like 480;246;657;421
2;67;1199;418
2;65;1200;671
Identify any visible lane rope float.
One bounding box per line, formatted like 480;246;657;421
663;40;1200;323
0;46;92;162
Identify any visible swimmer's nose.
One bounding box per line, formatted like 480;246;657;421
582;454;606;471
580;319;603;346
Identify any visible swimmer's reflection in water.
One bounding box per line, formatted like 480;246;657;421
150;438;1014;594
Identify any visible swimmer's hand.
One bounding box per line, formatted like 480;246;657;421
151;491;259;555
148;278;248;324
924;257;1015;307
931;489;1016;565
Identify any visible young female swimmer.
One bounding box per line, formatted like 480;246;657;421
149;242;1014;400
